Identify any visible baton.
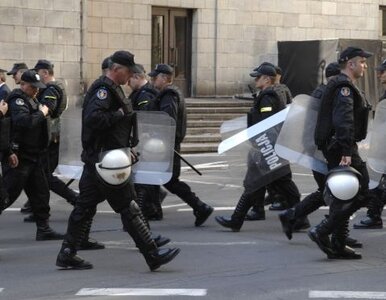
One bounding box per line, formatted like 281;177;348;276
174;150;202;176
65;178;75;187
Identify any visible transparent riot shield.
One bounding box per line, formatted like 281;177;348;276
220;115;291;193
132;111;175;184
56;109;175;185
368;100;386;174
274;94;328;174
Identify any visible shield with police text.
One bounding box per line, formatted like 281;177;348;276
274;94;328;174
56;109;176;185
368;100;386;174
220;113;291;193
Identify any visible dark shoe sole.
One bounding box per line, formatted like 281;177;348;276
307;230;335;257
56;260;93;270
36;234;65;241
278;214;293;240
215;216;241;232
77;244;105;251
148;248;180;271
353;224;383;229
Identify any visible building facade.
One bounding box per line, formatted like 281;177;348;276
1;0;386;103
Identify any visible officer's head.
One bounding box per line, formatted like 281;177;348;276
376;59;386;84
128;64;147;90
0;68;7;83
338;47;372;79
101;56;111;75
107;50;137;85
7;63;29;85
148;64;173;90
33;59;54;83
20;70;46;97
325;62;340;81
250;63;276;90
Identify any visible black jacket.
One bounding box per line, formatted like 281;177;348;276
129;82;158;111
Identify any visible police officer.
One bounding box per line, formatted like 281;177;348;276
33;60;79;208
56;51;179;270
215;63;303;231
0;99;17;212
101;56;110;75
0;68;11;100
7;63;28;85
128;64;164;220
353;59;386;229
148;64;214;226
278;62;361;248
309;47;373;259
2;70;64;240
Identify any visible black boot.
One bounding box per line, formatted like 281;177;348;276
268;194;288;211
194;203;213;226
216;192;254;232
36;220;65;241
77;219;105;251
329;219;361;259
152;234;170;247
24;214;36;223
245;205;265;221
345;236;362;248
279;208;296;240
20;200;32;214
293;217;311;231
121;203;179;271
56;242;93;270
354;189;384;229
308;217;335;257
353;216;383;229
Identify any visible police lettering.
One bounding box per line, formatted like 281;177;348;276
254;133;282;170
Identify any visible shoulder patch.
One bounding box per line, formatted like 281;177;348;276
97;88;108;100
15;98;24;106
340;87;351;97
260;107;272;113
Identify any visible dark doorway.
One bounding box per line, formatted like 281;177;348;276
151;7;192;97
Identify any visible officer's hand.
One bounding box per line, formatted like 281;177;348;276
39;104;49;117
0;100;8;115
339;156;351;166
8;153;18;168
118;108;125;116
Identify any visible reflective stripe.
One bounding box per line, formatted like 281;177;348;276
260;107;272;112
138;100;149;106
44;96;57;100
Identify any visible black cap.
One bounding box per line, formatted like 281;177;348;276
250;63;277;77
101;56;111;70
0;68;8;73
148;64;173;77
110;50;135;68
132;64;145;74
325;62;340;78
21;70;46;88
338;47;373;63
33;59;54;70
7;63;29;75
376;59;386;72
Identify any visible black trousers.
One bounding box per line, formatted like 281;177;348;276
3;153;50;221
163;144;202;210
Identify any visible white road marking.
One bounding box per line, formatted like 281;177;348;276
309;290;386;299
76;288;207;296
0;288;3;292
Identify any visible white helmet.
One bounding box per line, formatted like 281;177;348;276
141;138;168;161
325;166;361;201
95;149;132;186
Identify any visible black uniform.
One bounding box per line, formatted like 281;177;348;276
37;81;78;205
129;82;164;220
310;73;371;258
273;83;293;106
216;87;301;231
157;85;213;226
0;104;11;212
57;75;179;270
0;83;11;101
2;89;52;227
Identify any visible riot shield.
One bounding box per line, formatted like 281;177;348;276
220;114;291;193
368;100;386;174
56;109;175;185
274;94;328;174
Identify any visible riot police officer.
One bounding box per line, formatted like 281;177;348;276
2;70;64;240
148;64;214;226
215;63;303;232
0;68;11;100
7;63;28;85
309;47;373;259
56;51;179;271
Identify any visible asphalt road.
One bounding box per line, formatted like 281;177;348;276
1;153;386;300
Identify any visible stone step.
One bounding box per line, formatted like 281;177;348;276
180;142;219;153
186;127;220;134
184;134;221;143
187;107;251;114
187;113;244;120
187;120;224;128
185;98;253;108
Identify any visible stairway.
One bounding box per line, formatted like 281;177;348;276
181;98;253;153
